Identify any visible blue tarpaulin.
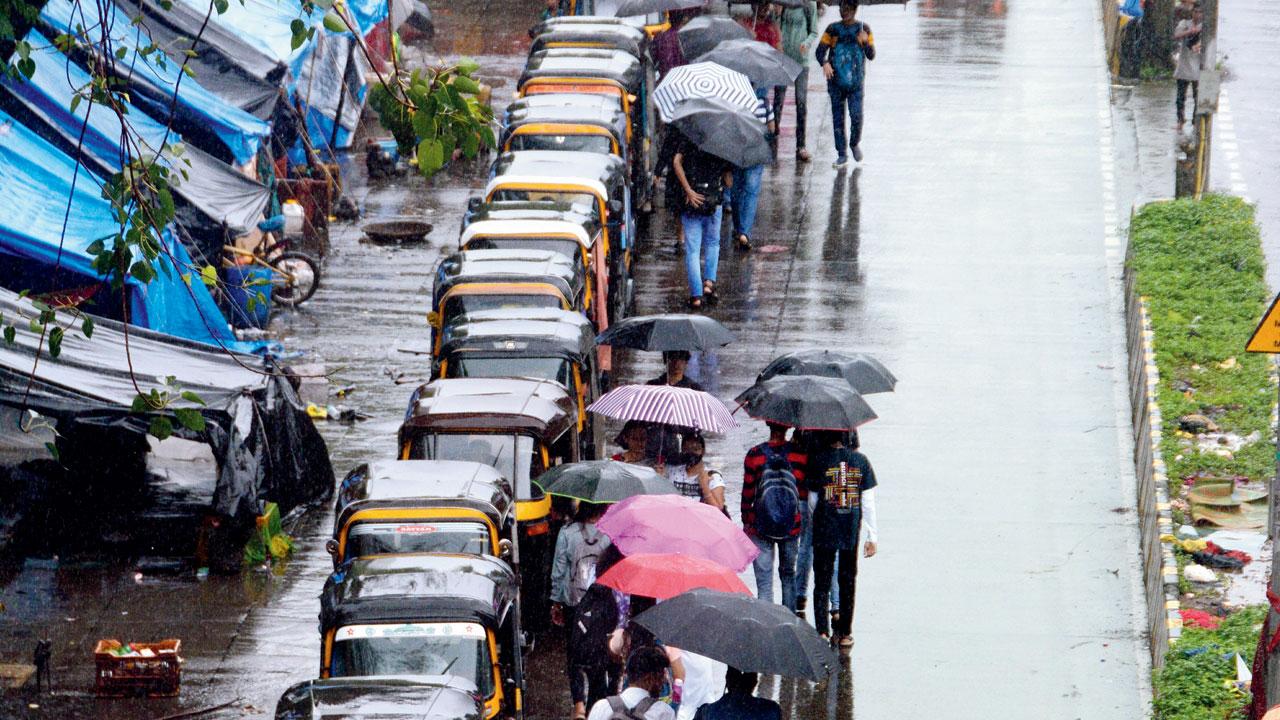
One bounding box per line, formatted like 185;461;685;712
0;106;244;349
39;0;271;165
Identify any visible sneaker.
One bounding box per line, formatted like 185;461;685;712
852;146;864;162
833;156;848;169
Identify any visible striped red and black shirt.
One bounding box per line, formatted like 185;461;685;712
741;441;807;538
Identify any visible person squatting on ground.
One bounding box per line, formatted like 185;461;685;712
808;430;878;649
776;1;820;162
588;646;676;720
816;1;875;167
1173;2;1203;131
552;501;614;720
672;133;733;309
741;423;807;611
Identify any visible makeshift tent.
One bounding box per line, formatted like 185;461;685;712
0;106;243;349
38;0;272;165
0;286;333;526
0;31;271;262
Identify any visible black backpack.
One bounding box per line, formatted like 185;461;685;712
570;584;619;668
752;445;801;541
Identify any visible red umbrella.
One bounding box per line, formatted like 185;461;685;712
596;553;751;600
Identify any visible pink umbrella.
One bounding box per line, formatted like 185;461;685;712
598;495;759;572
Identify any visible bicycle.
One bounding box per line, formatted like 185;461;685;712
222;234;321;307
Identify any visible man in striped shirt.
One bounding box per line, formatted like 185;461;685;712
741;423;807;611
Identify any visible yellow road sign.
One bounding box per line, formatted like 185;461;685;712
1247;293;1280;353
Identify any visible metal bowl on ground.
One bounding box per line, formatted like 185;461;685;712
362;220;433;245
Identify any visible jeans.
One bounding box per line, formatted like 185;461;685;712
730;164;764;240
1175;79;1199;123
772;67;809;149
681;208;722;297
828;84;864;158
813;546;858;636
751;535;799;611
796;497;814;602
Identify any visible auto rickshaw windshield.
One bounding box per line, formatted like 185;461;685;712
346;521;492;557
411;433;540;500
448;356;572;388
330;622;494;696
492;189;600;220
444;294;564;327
510;134;613;155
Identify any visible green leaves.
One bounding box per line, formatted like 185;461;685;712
149;416;174;440
81;315;94;339
200;265;218;287
48;327;64;358
322;10;347;32
417;138;444;175
173;407;206;432
129;378;207;440
290;19;315;50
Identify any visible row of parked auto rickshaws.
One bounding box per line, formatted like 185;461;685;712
276;13;675;720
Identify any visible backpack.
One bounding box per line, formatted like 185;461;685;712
607;696;656;720
570;584;619;668
568;524;606;606
752;446;800;541
831;22;866;91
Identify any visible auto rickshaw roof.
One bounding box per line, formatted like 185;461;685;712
275;677;486;720
434;249;581;305
459;219;594;250
464;199;599;228
440;307;596;329
440;316;596;363
402;378;576;438
336;460;513;525
489;150;626;193
321;553;517;629
520;49;643;92
506;92;625;119
530;19;649;57
502;102;629;148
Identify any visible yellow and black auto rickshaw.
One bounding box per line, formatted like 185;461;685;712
318;553;523;720
397;377;582;631
327;459;516;569
483;151;633;323
276;678;486;720
553;1;670;36
529;17;650;57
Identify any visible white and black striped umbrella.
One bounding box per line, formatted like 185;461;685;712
654;61;757;122
587;384;738;433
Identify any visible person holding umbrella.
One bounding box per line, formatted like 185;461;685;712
692;667;781;720
777;1;819;162
808;429;878;649
672;131;733;309
552;501;615;720
665;432;726;511
647;350;704;391
741;422;807;611
613;421;657;465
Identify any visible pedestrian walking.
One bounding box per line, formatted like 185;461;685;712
692;667;781;720
588;646;676;720
571;547;627;711
653;8;701;80
738;1;781;49
665;432;726;511
552;501;615;720
815;1;875;167
672;132;733;310
728;95;773;252
776;1;819;162
808;430;878;650
741;422;807;611
646;350;705;391
1173;2;1203;132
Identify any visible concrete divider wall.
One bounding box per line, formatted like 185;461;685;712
1123;242;1183;671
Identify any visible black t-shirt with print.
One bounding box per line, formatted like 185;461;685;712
809;447;877;550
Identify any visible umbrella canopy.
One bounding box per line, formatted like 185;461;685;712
735;376;877;430
613;0;704;16
678;16;752;61
589;384;738;433
598;494;759;571
597;553;751;600
535;460;677;503
633;588;837;680
668;96;773;169
595;314;734;351
654;61;757;122
694;39;802;88
757;350;898;394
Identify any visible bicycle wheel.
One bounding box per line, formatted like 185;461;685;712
269;250;321;306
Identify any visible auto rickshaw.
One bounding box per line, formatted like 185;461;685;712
429;249;585;352
276;677;486;720
553;1;670;35
434;310;603;456
529;18;649;57
397;378;582;632
327;459;516;569
318;553;523;720
483;151;633;322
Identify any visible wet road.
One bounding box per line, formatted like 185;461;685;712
0;0;1150;718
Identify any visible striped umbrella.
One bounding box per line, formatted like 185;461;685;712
587;384;738;433
654;62;758;122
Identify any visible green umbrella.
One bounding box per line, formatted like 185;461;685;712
535;460;678;503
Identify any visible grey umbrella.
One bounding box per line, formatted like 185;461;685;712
757;349;897;394
735;375;877;430
668;96;773;168
695;38;803;88
596;313;734;351
678;15;752;60
534;460;677;503
613;0;704;16
633;588;838;680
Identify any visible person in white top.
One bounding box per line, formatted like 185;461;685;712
588;647;676;720
665;433;726;511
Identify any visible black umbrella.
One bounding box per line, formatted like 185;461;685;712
757;350;897;394
613;0;704;16
678;15;752;60
694;39;802;88
534;460;677;503
668;96;773;169
735;376;877;430
633;588;837;680
596;313;734;351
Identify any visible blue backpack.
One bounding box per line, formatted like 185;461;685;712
753;446;800;541
831;22;866;91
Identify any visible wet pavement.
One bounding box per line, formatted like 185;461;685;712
0;0;1153;718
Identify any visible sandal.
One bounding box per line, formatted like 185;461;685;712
837;635;854;649
688;296;703;310
702;280;716;298
734;233;752;251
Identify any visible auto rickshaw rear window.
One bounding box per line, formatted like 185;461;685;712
347;521;491;557
464;238;583;268
330;622;494;696
444;295;564;326
492;189;599;219
411;433;541;500
510;134;613;155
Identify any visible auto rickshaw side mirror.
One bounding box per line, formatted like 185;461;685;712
607;199;623;215
324;538;339;556
427;311;441;327
498;539;513;559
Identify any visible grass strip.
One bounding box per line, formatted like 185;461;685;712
1152;605;1266;720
